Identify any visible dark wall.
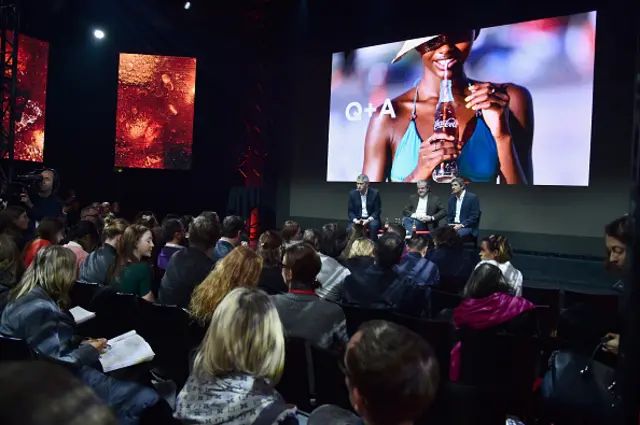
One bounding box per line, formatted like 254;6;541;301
274;1;638;256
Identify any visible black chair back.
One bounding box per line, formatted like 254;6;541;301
310;345;352;411
136;300;191;388
276;337;312;412
458;328;540;420
564;290;620;315
522;286;560;313
339;303;396;337
0;335;35;362
429;290;461;319
91;291;140;339
391;314;453;381
69;281;104;309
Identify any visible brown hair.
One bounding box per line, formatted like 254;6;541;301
345;321;440;425
189;246;263;325
257;231;283;268
101;215;129;241
282;242;321;286
481;234;513;263
281;220;300;243
108;225;150;282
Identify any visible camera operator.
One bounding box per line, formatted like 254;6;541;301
20;169;64;231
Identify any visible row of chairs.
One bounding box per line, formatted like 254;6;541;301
70;281;206;387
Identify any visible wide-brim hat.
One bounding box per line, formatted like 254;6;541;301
391;35;439;64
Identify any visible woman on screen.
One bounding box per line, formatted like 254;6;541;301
362;30;533;184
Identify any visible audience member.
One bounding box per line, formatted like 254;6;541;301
20;169;63;234
22;217;64;267
304;228;351;301
213;215;245;261
339;223;366;262
0;234;22;312
320;223;348;258
309;320;440;425
256;230;287;295
343;238;375;275
450;263;536;381
0;205;30;250
476;234;523;296
189;245;262;325
63;221;100;271
0;361;118;425
397;235;440;287
176;287;297;425
281;220;302;246
426;226;476;293
342;233;425;316
387;223;407;240
80;216;128;284
159;216;218;308
81;205;101;225
199;211;220;225
273;242;347;352
181;215;195;240
108;225;155;302
134;211;159;229
1;246;107;364
157;218;185;270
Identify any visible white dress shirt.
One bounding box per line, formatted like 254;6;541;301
454;190;466;224
415;195;428;217
360;190;369;219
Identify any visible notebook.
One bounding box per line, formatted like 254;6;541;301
69;306;96;324
99;330;155;373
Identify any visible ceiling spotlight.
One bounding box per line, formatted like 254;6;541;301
93;29;105;39
184;2;191;9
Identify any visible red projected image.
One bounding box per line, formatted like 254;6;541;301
115;54;197;170
1;32;49;162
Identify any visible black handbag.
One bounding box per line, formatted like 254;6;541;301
541;341;618;423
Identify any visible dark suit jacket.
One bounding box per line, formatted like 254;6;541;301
348;188;381;222
402;194;447;229
447;191;481;229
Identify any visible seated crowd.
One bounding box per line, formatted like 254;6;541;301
0;201;628;425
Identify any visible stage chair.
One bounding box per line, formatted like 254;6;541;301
136;300;192;388
0;335;36;362
338;303;397;337
276;337;313;412
310;345;352;411
391;314;453;381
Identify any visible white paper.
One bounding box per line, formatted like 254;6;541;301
69;306;96;324
99;330;155;373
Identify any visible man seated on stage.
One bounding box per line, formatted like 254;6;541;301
402;180;447;237
447;177;480;239
348;174;381;238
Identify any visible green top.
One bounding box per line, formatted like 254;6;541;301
113;263;152;297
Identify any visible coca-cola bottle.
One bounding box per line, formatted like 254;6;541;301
431;78;459;183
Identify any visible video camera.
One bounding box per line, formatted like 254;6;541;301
6;171;44;206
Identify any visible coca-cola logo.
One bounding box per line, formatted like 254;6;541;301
434;117;458;129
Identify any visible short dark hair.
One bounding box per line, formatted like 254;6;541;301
345;321;440;425
189;216;220;250
375;233;404;268
34;217;64;244
281;220;300;243
68;220;100;245
605;215;632;246
221;215;245;239
302;229;321;251
387;223;406;240
282;242;321;285
406;234;429;252
320;223;347;258
431;226;462;248
162;218;184;241
199;211;220;224
462;263;512;300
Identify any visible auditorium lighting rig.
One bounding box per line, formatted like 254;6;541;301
93;29;105;39
184;2;191;9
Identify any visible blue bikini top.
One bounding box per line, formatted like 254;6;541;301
389;84;499;183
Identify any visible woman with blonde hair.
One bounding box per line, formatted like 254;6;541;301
176;287;296;425
0;246;108;364
190;246;262;325
80;216;129;284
